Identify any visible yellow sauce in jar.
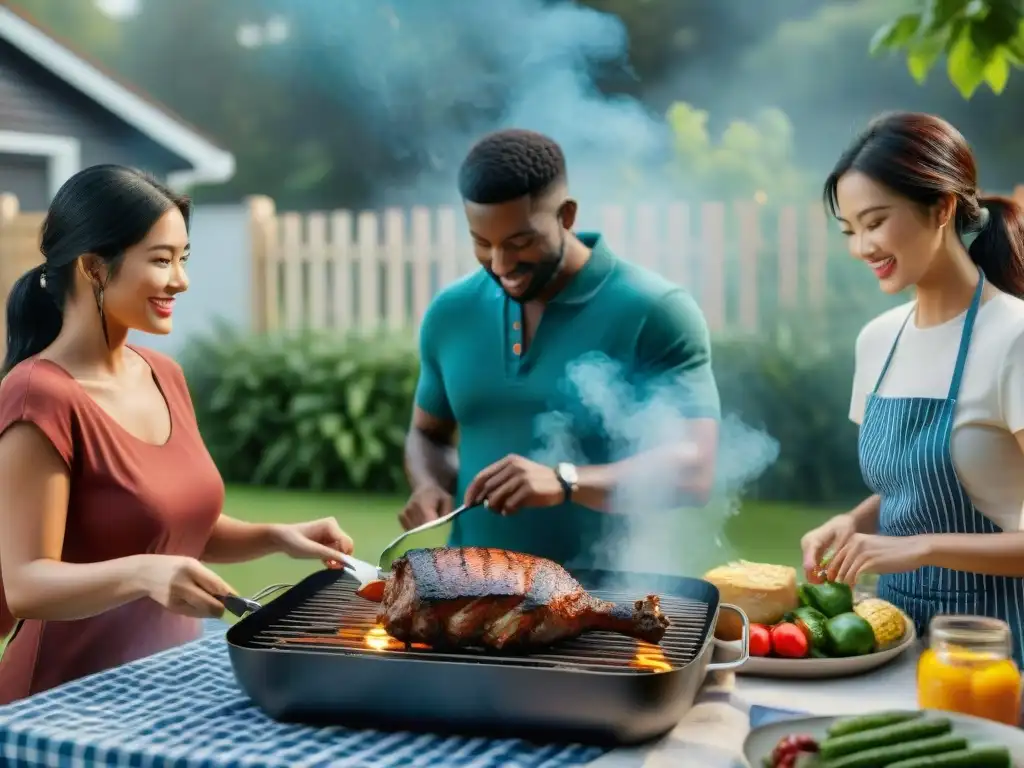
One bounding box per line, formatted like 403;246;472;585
917;616;1021;726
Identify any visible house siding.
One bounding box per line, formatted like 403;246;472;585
0;38;190;186
0;151;47;209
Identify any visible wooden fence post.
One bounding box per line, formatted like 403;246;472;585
736;200;761;333
806;203;829;312
777;205;799;310
246;195;276;333
700;202;726;332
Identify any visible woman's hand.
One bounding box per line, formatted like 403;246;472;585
801;513;857;583
138;555;237;618
827;533;931;585
272;517;354;567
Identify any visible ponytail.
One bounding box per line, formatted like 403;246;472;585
2;263;63;376
967;195;1024;297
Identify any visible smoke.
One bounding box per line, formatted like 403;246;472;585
261;0;788;579
261;0;672;206
531;354;780;586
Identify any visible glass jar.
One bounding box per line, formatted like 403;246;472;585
917;615;1022;726
853;573;880;603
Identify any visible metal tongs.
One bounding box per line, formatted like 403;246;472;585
216;502;488;613
336;552;388;590
333;500;488;602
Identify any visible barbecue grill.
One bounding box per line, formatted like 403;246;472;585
226;567;749;746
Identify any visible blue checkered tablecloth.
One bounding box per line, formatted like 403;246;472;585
0;620;801;768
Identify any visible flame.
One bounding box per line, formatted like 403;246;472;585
631;641;672;673
279;623;428;651
278;626;364;647
360;623;431;651
360;622;432;651
282;624;666;669
365;625;393;651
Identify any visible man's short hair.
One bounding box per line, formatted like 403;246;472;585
458;129;567;205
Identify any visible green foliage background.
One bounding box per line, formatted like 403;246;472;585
182;315;873;508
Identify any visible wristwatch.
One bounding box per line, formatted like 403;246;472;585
554;462;579;503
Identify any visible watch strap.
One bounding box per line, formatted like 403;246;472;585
554;464;575;503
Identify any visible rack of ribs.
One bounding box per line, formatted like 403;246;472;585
376;547;671;652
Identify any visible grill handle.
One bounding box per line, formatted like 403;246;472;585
705;603;750;672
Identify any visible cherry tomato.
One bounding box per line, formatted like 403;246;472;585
750;623;772;656
770;623;810;659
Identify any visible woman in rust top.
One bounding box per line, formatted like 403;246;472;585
0;165;356;705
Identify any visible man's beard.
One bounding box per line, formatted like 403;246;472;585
488;236;566;304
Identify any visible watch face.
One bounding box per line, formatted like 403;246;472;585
559;463;578;485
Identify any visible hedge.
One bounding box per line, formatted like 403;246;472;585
181;319;870;507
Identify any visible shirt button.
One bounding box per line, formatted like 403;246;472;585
512;342;522;355
513;321;521;330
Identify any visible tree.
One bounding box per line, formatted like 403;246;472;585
664;102;809;202
736;0;1024;191
871;0;1024;98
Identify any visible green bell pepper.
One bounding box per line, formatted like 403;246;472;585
799;581;853;619
824;612;876;657
791;605;829;654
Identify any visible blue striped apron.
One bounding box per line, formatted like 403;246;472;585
859;271;1024;668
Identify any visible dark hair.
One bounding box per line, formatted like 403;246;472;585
2;164;191;374
824;111;1024;296
457;129;567;204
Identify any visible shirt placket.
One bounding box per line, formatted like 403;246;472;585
510;300;524;375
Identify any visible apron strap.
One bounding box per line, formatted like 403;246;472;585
871;309;915;394
947;269;986;400
872;269;986;398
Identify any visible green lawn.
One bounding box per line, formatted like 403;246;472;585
213;486;839;602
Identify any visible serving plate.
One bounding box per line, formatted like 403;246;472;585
717;617;916;679
743;710;1024;766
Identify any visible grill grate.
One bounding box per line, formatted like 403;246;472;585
246;578;710;674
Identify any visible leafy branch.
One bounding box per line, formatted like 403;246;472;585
870;0;1024;98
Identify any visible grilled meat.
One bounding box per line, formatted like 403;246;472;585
378;547;671;651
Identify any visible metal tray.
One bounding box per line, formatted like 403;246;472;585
226;567;748;746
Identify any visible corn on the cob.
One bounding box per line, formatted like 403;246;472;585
854;598;907;650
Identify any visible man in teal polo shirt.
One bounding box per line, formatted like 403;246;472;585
400;128;720;568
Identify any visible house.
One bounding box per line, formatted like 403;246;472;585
0;2;234;210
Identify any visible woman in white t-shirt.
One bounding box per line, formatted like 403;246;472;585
799;111;1024;666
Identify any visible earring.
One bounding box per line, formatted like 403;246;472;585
95;283;110;348
39;270;46;289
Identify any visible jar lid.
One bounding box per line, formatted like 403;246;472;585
930;615;1011;654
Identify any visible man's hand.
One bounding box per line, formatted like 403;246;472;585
464;454;565;515
399;485;453;531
